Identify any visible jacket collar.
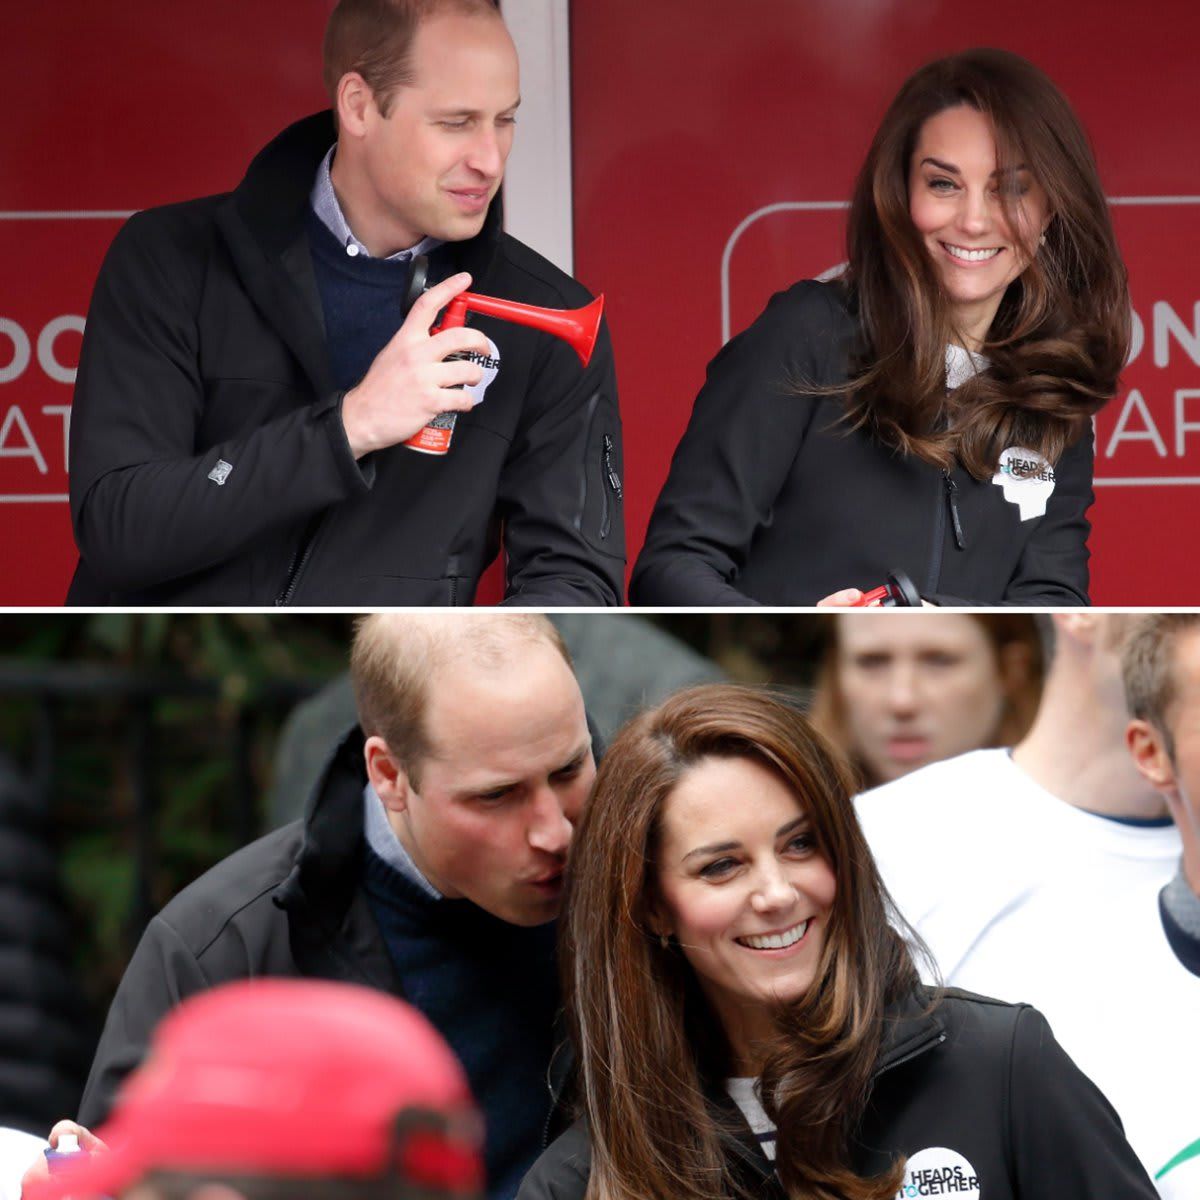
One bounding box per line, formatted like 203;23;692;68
272;725;406;992
708;987;945;1185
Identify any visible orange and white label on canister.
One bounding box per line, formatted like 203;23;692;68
405;411;458;455
403;336;501;456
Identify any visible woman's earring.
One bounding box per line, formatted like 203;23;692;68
1039;232;1047;247
659;932;671;950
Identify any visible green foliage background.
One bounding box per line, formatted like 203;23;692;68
0;612;826;1113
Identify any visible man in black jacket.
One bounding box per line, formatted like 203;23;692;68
74;613;594;1200
67;0;624;605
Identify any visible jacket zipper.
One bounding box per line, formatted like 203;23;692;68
873;1030;947;1080
574;393;600;533
601;434;622;541
944;471;967;550
276;514;324;605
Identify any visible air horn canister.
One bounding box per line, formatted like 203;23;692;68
402;256;605;455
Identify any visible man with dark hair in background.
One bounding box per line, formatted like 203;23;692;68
68;614;594;1200
67;0;624;606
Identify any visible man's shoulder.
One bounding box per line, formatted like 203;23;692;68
155;820;305;959
490;233;594;308
102;194;231;285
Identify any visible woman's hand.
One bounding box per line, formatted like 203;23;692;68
817;587;873;607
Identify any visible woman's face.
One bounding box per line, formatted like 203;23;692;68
654;756;836;1061
836;614;1010;785
908;104;1050;342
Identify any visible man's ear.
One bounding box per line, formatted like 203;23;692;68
364;735;413;813
1126;718;1179;800
336;71;375;139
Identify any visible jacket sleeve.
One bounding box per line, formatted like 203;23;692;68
629;284;834;606
77;915;211;1127
1007;1006;1158;1199
69;211;371;594
497;317;626;606
1000;427;1093;606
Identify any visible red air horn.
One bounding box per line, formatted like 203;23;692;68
852;569;924;607
403;255;605;455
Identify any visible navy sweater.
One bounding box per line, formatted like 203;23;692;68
362;848;560;1200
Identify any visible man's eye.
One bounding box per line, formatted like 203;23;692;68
476;789;511;804
497;115;518;128
553;761;584;781
439;120;469;130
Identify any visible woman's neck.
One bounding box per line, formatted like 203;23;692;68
950;294;1004;353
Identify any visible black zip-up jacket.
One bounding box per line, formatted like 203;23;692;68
77;726;572;1163
66;113;625;606
517;989;1157;1200
630;281;1093;606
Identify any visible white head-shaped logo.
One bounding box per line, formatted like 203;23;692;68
992;446;1056;521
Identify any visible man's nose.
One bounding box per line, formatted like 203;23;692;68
527;787;573;856
466;127;504;179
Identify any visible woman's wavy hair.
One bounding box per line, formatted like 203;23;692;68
841;48;1130;479
564;684;925;1200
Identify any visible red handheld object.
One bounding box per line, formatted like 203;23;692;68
851;569;923;608
404;257;605;455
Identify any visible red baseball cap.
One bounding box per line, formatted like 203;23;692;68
27;980;482;1200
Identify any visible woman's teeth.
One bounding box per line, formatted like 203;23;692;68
738;919;809;950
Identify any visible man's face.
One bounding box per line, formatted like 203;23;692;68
1163;631;1200;839
394;641;594;926
357;12;519;246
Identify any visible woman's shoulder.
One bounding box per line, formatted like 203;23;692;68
516;1119;592;1200
759;276;857;335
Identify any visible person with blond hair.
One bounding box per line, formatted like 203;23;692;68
78;614;594;1200
68;0;623;606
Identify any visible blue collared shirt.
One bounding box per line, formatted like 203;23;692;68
310;146;442;263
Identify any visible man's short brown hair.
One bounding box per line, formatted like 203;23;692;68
323;0;501;117
350;614;572;788
1122;614;1200;758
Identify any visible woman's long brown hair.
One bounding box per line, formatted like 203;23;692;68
564;684;922;1200
840;48;1129;478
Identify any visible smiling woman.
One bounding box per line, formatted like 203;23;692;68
517;684;1159;1200
631;49;1130;607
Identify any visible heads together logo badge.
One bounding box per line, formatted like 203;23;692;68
405;336;501;456
991;446;1056;521
894;1147;980;1199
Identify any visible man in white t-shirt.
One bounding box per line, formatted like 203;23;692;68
1122;615;1200;1199
855;613;1198;1196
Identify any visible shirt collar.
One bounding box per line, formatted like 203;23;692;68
310;145;442;263
362;781;443;900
